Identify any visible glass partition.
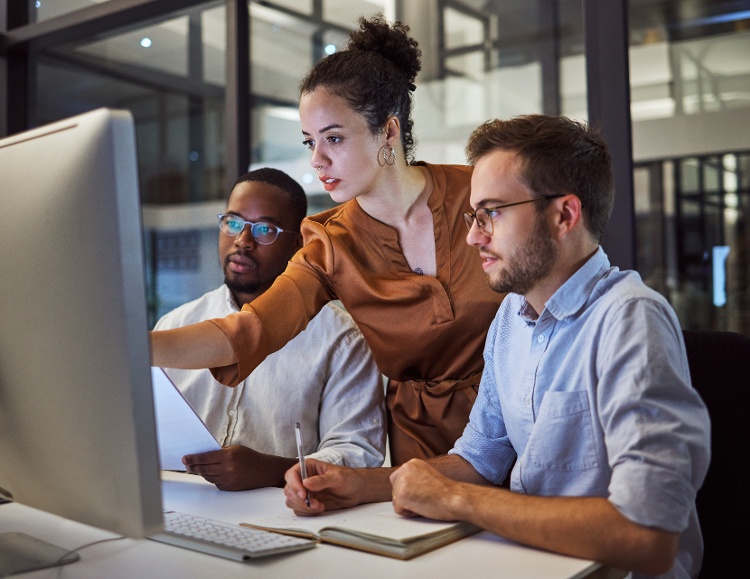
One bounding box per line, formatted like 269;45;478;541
7;0;748;333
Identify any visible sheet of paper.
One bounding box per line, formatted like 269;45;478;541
151;367;221;470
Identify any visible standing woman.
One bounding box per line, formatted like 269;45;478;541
151;14;504;465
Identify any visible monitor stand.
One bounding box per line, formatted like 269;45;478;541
0;532;80;576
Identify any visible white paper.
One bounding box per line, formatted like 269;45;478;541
151;367;221;470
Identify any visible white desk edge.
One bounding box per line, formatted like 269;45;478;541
0;471;624;579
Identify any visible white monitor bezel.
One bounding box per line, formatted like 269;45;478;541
0;108;162;540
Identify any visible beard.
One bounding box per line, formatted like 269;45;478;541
224;275;260;299
222;253;260;301
487;215;557;295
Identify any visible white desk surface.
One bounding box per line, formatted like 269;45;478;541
0;471;623;579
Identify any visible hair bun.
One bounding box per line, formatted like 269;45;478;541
348;14;421;85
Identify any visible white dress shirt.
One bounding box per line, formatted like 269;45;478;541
155;285;386;467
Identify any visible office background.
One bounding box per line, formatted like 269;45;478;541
2;0;749;334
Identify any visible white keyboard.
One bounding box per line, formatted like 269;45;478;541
150;510;316;561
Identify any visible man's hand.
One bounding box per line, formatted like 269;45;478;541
183;445;295;491
283;459;393;516
389;459;463;521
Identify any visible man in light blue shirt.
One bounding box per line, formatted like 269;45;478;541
284;115;711;579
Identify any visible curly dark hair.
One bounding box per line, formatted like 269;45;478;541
299;14;422;164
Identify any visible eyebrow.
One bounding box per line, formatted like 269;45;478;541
476;197;506;208
302;123;344;136
225;211;284;226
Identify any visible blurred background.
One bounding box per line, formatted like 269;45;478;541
2;0;749;333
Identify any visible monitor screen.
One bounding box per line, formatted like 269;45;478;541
0;108;163;556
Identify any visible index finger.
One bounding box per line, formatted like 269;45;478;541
283;463;308;499
283;478;324;516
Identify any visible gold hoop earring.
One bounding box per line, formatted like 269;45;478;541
378;145;396;167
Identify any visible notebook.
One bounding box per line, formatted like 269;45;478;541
240;500;480;560
151;366;222;470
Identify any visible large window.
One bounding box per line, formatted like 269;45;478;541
628;2;750;332
3;0;749;333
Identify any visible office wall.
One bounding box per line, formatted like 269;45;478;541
633;107;750;161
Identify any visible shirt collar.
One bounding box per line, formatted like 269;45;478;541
545;246;610;320
517;246;610;322
220;283;241;312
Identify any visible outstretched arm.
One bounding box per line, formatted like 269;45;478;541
390;459;678;576
150;321;235;369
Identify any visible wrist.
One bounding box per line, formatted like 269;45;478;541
353;466;397;504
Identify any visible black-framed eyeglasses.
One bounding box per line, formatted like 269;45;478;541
463;195;565;237
217;214;296;245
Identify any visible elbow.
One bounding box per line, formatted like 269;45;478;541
638;551;678;576
624;529;679;576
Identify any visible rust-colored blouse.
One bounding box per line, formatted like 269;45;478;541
209;162;504;464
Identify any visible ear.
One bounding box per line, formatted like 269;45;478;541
383;116;400;145
551;194;582;239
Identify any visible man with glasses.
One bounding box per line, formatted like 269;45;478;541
284;116;710;578
155;168;385;491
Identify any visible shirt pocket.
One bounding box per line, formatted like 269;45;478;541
526;390;599;472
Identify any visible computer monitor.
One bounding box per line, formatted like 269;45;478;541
0;108;162;570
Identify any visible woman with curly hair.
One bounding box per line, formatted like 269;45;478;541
151;14;504;466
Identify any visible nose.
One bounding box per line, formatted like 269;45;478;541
234;224;257;248
465;219;488;248
309;146;327;172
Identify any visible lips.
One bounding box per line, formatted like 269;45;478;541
479;252;498;270
319;175;339;192
226;253;257;274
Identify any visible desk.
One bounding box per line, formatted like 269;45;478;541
0;472;625;579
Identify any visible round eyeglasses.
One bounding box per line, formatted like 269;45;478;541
217;214;296;245
463;195;565;237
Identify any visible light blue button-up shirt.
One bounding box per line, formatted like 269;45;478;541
451;247;711;579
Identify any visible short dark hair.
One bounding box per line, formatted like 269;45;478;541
466;115;614;242
299;14;422;164
232;168;308;229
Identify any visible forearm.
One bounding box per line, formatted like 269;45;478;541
426;453;490;484
150;321;235;369
391;458;676;575
453;488;677;575
350;466;399;503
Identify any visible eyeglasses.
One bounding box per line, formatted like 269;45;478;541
463;195;565;237
217;214;295;245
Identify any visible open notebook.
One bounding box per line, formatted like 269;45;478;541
150;367;221;470
241;500;480;560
